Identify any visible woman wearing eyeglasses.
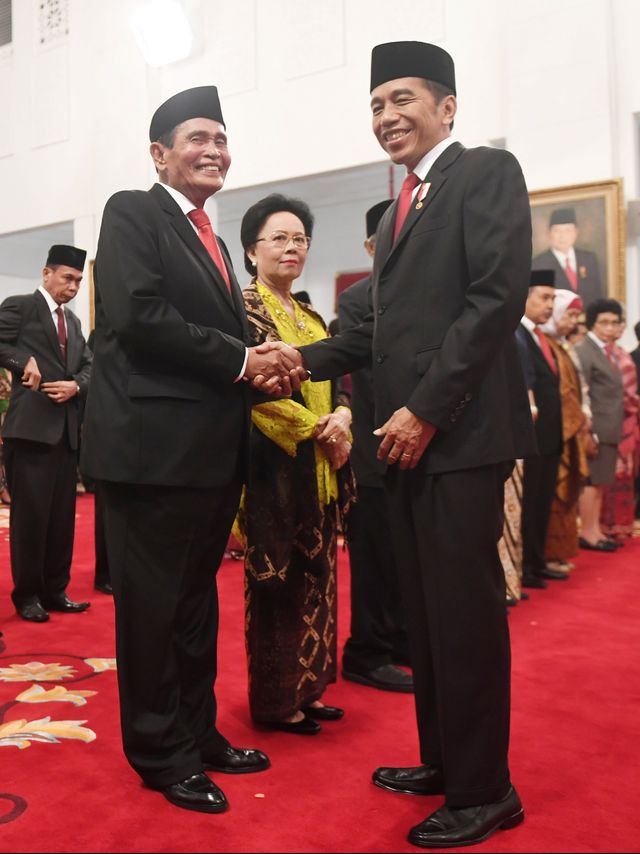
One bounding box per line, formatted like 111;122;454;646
234;193;354;734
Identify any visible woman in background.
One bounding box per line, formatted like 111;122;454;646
236;194;354;735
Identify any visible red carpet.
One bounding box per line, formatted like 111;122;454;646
1;494;639;853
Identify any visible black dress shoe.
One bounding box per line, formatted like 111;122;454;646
408;785;524;848
343;663;414;693
373;764;444;795
604;538;624;548
302;704;344;720
578;536;616;552
161;772;228;813
263;714;321;735
540;567;569;580
94;582;113;595
204;745;270;774
519;591;529;600
17;602;49;623
41;595;91;612
521;575;547;589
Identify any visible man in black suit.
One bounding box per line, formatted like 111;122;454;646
80;86;297;814
290;42;535;848
339;199;412;693
532;207;603;306
515;270;565;589
0;245;92;622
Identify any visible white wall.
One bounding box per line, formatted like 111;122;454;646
0;0;639;340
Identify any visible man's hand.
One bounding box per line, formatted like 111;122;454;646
374;406;436;469
22;356;41;390
247;342;308;395
41;380;78;404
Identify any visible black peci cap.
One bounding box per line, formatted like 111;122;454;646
46;245;87;271
530;269;556;287
149;85;224;142
370;41;456;94
549;207;576;227
366;199;393;238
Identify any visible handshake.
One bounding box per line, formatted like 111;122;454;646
245;340;308;395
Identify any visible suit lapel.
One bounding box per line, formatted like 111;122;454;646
34;291;65;367
381;142;465;270
588;335;618;380
150;184;237;311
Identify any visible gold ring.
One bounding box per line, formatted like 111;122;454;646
401;453;411;458
329;436;337;444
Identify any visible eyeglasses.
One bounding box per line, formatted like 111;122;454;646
594;319;621;327
255;231;311;250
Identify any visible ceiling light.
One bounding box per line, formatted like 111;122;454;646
131;0;194;68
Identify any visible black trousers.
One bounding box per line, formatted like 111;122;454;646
385;463;512;807
101;477;242;789
4;437;77;608
343;485;408;672
522;453;561;580
93;482;110;587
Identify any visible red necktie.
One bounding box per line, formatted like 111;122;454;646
605;343;620;371
533;326;557;375
188;208;231;293
55;306;67;358
393;172;420;242
564;257;578;291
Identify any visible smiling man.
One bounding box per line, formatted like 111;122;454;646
80;86;293;814
292;42;536;848
0;244;92;622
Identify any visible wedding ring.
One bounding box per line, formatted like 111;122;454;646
401;453;411;458
329;436;337;444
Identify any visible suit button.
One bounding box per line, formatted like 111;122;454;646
378;305;386;315
465;392;472;401
376;354;385;364
450;414;457;422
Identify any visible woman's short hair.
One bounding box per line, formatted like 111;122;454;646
240;193;314;275
585;297;623;329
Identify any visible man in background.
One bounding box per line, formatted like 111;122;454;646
0;244;92;622
339;199;412;694
532;207;603;306
516;270;565;589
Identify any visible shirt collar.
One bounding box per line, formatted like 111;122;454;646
159;182;198;216
551;247;577;268
412;136;458;184
521;315;538;335
587;330;607;349
38;285;61;315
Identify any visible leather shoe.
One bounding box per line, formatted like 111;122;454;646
41;595;91;612
302;704;344;720
203;745;270;774
161;772;227;813
521;575;547;589
263;714;321;735
343;663;414;693
17;602;49;622
540;567;569;580
579;536;616;552
94;582;113;595
408;785;524;848
373;764;444;796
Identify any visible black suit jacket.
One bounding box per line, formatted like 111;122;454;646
302;143;536;475
515;324;562;456
81;183;251;488
0;291;92;450
532;248;603;307
338;275;384;488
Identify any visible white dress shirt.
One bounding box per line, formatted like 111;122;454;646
38;285;67;337
410;136;459;197
551;246;577;276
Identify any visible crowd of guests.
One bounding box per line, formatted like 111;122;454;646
505;277;640;605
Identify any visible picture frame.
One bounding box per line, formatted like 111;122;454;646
529;178;625;304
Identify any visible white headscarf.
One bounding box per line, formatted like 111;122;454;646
542;288;583;338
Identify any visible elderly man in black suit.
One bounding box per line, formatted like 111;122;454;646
0;245;92;622
532;208;604;307
80;86;298;814
339;199;412;693
515;270;565;589
288;41;535;848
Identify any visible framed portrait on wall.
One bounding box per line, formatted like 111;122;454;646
88;258;95;332
529;178;625;304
